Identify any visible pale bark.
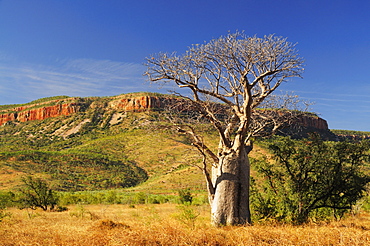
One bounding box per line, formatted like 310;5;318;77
210;145;251;225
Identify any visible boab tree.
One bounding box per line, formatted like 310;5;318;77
145;32;304;226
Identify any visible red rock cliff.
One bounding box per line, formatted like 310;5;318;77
0;103;80;125
109;96;174;111
17;103;80;123
296;115;328;130
0;113;17;125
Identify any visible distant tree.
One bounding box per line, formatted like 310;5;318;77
18;176;58;211
145;31;304;226
252;135;370;224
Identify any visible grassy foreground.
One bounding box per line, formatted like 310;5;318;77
1;204;370;245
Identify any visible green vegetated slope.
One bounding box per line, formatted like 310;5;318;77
1;93;368;194
0;93;208;192
332;129;370;140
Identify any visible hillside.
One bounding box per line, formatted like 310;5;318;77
0;92;337;192
332;129;370;141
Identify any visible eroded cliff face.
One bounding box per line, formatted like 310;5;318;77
0;95;330;132
108;95;179;111
295;114;328;130
0;113;17;125
0;101;81;125
18;103;80;122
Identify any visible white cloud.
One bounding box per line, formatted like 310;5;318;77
0;58;157;104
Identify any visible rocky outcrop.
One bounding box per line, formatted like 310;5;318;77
336;134;370;141
0;113;17;125
0;102;81;125
109;95;178;111
295;114;328;130
18;103;80;122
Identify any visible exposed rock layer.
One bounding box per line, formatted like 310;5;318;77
0;95;329;131
109;96;178;111
0;103;80;125
296;115;328;130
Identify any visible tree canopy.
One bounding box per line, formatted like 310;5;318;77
252;135;370;224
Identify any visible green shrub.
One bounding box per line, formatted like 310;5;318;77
0;191;15;208
251;135;370;224
55;206;68;212
178;189;193;205
58;192;82;205
133;192;147;204
104;190;119;204
17;176;59;211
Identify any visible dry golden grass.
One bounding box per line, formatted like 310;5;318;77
1;204;370;245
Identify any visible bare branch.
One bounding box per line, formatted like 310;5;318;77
193;145;215;203
144;30;305;180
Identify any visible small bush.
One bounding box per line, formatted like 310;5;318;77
55;206;68;212
69;204;98;219
0;191;16;208
178;189;193;205
174;204;199;228
133;192;147;204
93;219;130;230
17;176;59;211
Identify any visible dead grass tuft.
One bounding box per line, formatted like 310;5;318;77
92;219;130;230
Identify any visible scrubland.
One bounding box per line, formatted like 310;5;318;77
1;204;370;246
1;95;370;245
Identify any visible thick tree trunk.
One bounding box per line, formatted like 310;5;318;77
210;146;251;226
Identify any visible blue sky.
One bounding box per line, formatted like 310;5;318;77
0;0;369;131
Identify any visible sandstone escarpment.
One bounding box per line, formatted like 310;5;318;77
0;100;81;125
17;103;80;122
0;94;330;133
295;114;328;131
109;95;178;111
0;113;17;125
